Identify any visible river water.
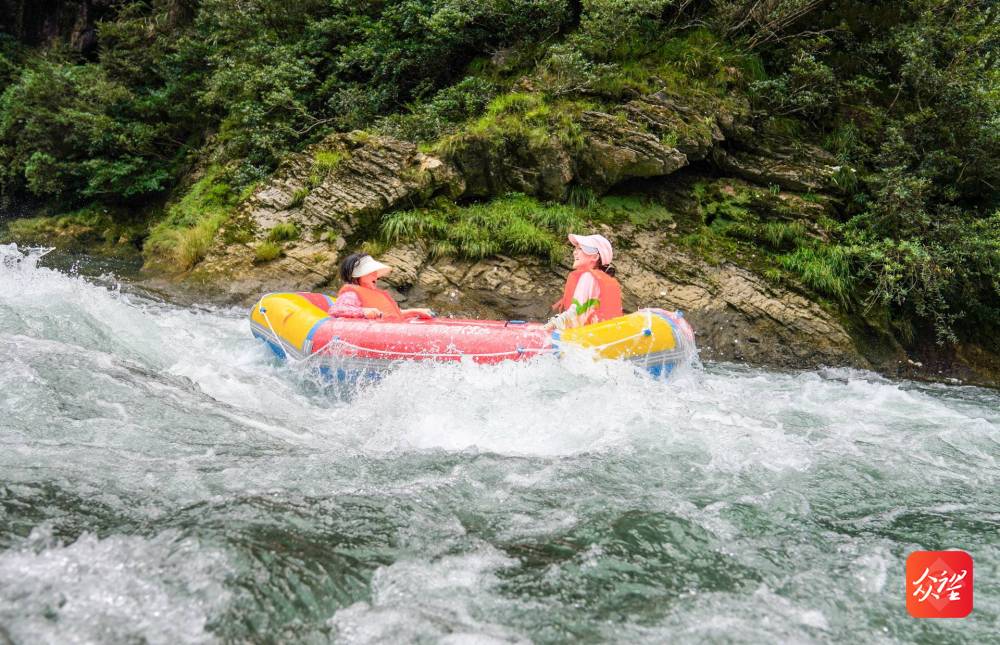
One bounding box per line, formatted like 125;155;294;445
1;244;997;643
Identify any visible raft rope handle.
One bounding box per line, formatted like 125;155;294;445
258;301;350;364
258;306;292;360
259;304;343;364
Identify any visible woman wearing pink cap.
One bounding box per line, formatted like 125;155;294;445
544;233;623;330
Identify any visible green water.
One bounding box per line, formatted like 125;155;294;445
1;245;997;643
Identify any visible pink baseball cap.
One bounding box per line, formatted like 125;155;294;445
568;233;613;265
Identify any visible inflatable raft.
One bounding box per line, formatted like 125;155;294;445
249;292;696;379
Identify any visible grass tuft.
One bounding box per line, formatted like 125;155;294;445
779;245;853;305
266;222;299;242
380;193;582;262
759;221;808;250
254;241;283;263
289;187;310;208
144;166;239;271
314;150;346;175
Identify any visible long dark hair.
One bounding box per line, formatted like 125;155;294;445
339;253;367;285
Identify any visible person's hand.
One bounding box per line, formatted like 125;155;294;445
362;307;383;320
409;308;435;319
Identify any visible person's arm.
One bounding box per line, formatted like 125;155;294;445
545;272;601;330
327;291;379;319
402;308;435;319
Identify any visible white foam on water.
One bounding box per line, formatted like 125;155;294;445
328;546;526;644
0;524;232;645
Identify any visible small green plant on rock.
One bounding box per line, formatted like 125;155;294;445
254;241;283;263
267;222;299;242
289;187;310;208
759;221;807;251
144;166;240;271
314;150;346;175
779;245;853;305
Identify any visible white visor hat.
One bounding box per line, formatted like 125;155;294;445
568;233;613;266
351;255;392;279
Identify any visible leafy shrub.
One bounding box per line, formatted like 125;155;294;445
0;58;175;204
377;77;496;142
847;209;1000;344
749;38;837;122
570;0;676;61
535;45;608;97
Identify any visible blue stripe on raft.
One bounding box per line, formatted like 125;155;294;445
303;317;330;353
650;310;681;346
253;330;289;361
323;294;335;308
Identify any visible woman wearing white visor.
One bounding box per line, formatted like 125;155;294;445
544;233;623;330
327;253;434;321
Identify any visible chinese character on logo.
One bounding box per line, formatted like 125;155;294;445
906;551;973;618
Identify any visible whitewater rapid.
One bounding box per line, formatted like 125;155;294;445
1;244;997;643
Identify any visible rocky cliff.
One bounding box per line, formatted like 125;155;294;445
156;89;910;374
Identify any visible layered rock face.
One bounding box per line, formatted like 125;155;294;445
178;91;869;370
188;132;463;302
447;92;748;201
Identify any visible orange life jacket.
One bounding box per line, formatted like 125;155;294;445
552;268;623;322
338;284;404;321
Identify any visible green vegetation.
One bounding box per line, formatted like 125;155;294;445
143;167;240;271
0;206;142;252
779;245;853;306
590;196;676;229
254;241;283;263
313;150;346;175
435;92;591;156
0;0;570;209
289;187;310;208
382;193;580;262
266;222;299;243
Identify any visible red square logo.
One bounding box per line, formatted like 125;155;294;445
906;550;973;618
